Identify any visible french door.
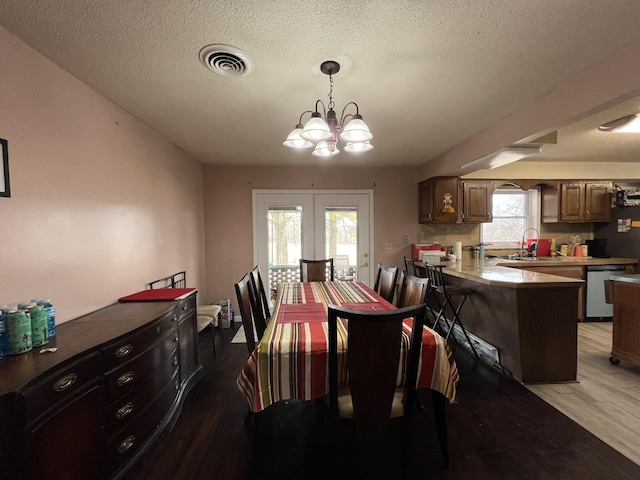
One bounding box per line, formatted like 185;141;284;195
253;190;373;295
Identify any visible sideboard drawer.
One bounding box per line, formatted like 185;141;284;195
22;352;102;425
177;295;196;319
104;332;178;404
106;373;180;477
102;312;178;371
105;354;179;438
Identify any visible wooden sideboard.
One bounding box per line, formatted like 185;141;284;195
0;293;202;479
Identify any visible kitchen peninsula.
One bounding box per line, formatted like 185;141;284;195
435;256;636;384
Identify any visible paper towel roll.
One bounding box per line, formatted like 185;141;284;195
454;241;463;260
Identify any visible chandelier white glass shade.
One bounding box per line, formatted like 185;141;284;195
598;114;640;133
283;60;373;157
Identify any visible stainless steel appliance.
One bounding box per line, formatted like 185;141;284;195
586;265;625;319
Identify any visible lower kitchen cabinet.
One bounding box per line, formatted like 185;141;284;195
514;265;586;320
0;293;202;479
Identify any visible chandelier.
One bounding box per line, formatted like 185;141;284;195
283;60;373;157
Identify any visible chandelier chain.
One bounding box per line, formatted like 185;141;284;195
328;74;335;111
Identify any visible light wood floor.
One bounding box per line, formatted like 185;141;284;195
527;322;640;466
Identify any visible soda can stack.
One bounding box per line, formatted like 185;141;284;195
26;302;49;347
6;304;32;355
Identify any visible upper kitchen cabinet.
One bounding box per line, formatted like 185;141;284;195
418;177;459;224
542;182;612;223
459;180;494;223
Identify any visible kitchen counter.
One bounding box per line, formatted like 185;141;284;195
418;256;637;383
423;256;636;287
609;273;640;284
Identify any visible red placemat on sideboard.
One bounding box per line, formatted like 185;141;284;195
119;288;196;302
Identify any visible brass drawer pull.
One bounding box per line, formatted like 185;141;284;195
172;356;179;367
181;303;188;311
117;371;135;387
172;314;178;323
115;344;133;358
115;402;134;419
118;435;135;454
53;374;77;392
173;335;179;343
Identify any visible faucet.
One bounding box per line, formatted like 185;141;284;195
520;228;540;258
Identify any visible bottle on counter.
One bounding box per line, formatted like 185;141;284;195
35;298;56;338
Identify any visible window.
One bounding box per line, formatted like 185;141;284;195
481;188;539;248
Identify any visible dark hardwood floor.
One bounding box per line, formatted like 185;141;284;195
128;324;640;480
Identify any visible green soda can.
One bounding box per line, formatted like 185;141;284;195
6;307;32;355
28;304;49;347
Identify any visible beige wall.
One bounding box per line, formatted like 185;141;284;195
0;27;206;323
203;165;420;309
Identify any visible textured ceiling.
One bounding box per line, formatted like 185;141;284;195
2;1;640;168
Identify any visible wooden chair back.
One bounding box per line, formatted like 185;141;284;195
327;303;427;435
373;263;399;303
250;265;272;322
148;271;186;289
403;256;416;276
397;273;429;308
299;258;334;282
234;272;265;355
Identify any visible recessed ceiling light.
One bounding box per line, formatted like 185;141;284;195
199;44;253;77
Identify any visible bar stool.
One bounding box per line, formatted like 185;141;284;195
425;263;479;358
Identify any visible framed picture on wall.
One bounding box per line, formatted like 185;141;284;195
1;138;9;197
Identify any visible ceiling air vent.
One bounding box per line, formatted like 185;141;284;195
199;44;253;77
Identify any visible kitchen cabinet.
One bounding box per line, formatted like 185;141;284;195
459;180;494;223
0;294;202;480
610;275;640;366
541;182;612;223
418;177;459;224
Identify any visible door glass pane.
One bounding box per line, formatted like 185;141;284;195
325;207;358;281
268;206;302;294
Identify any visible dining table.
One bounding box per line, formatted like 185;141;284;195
236;280;459;412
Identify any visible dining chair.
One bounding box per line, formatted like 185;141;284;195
326;303;448;470
403;256;416;276
396;273;430;308
250;265;272;323
148;271;224;358
196;306;221;358
426;263;479;358
373;262;399;303
299;258;334;282
234;272;266;355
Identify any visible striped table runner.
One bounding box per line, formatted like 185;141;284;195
237;281;459;412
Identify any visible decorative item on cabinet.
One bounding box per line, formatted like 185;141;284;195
0;293;202;480
418;177;459;224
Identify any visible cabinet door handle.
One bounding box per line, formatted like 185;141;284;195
586;210;590;218
53;373;77;392
117;371;135;387
116;402;134;419
115;344;133;358
118;435;135;454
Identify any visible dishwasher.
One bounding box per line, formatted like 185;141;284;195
586;265;625;320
